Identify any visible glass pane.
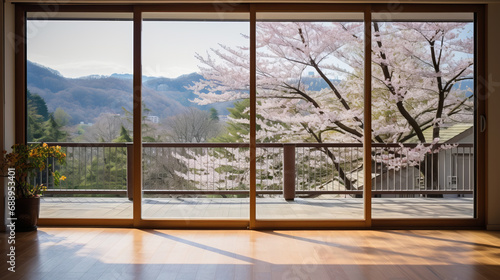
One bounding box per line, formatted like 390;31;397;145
26;14;134;219
141;13;250;219
255;12;365;220
371;13;475;219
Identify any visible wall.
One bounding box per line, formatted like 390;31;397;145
487;3;500;230
1;1;15;232
1;0;5;232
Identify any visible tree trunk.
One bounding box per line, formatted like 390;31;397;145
321;147;356;191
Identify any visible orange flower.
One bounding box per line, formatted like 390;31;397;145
60;176;67;181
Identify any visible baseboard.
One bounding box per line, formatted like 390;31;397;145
487;224;500;230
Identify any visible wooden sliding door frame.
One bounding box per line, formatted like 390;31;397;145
364;7;373;228
132;7;142;227
14;5;25;145
369;4;487;229
251;5;372;230
16;4;136;228
249;4;257;229
14;3;485;229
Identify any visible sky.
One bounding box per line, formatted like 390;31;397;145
27;20;249;78
27;19;473;79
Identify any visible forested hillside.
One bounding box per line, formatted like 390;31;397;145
26;61;231;125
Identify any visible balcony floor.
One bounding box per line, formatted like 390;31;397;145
40;196;474;219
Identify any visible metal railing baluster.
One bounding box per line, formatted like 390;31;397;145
29;142;474;198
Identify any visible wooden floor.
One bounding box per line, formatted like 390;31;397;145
40;197;474;219
1;228;499;280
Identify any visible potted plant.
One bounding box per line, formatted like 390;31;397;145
1;143;66;231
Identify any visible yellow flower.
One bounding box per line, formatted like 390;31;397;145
56;145;61;150
60;176;66;181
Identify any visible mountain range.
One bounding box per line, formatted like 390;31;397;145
27;61;234;125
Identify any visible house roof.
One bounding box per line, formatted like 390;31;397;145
408;123;473;143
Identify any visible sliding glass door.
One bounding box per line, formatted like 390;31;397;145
370;12;476;219
141;12;250;220
26;12;134;219
19;4;484;228
254;12;366;220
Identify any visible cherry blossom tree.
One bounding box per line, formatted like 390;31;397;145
371;21;473;188
185;20;473;192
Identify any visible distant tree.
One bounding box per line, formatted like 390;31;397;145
39;115;67;142
211;100;249;143
26;92;68;142
209;108;219;121
165;107;222;143
122;104;162;142
82;113;124;142
27;90;49;121
27;90;49;142
212;99;284;143
113;125;132;143
53;107;72;127
27;104;45;142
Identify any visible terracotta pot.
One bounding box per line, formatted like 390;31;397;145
14;197;40;232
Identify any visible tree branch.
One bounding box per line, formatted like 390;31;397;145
374;22;426;143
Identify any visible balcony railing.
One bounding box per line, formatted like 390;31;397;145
33;142;474;199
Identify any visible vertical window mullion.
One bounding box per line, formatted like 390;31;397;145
364;8;372;226
133;9;143;226
249;6;257;229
